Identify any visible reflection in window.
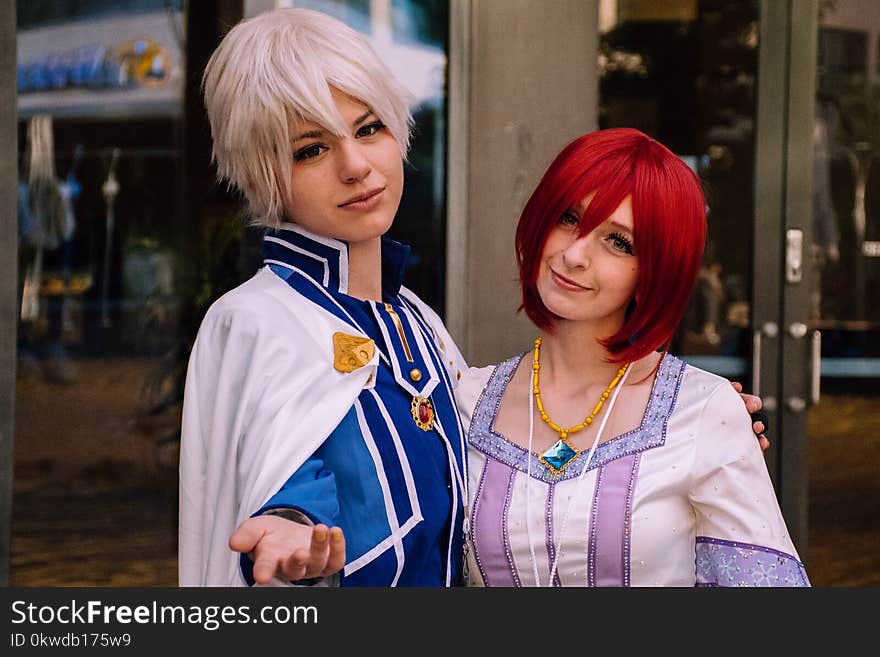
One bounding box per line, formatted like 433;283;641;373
17;0;185;29
288;0;371;34
812;2;880;362
391;0;446;48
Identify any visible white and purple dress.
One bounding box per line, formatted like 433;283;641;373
457;353;810;587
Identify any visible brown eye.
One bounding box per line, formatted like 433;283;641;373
356;121;386;138
558;212;579;228
294;144;327;162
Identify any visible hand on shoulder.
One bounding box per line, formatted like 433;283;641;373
729;380;770;452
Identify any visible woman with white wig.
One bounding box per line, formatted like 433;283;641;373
179;7;766;588
179;7;469;587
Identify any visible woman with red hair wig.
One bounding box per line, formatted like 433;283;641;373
457;129;809;587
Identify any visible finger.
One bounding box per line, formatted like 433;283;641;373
739;394;761;413
752;421;765;435
229;521;263;554
281;547;311;582
759;436;770;452
731;381;743;393
750;410;769;431
303;525;331;578
252;552;281;585
323;527;346;576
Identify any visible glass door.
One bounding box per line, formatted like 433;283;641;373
804;0;880;586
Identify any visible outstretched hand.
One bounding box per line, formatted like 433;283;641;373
731;381;770;452
229;515;346;585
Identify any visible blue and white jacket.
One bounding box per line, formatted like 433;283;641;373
179;223;468;587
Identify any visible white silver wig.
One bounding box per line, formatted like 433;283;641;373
203;8;414;228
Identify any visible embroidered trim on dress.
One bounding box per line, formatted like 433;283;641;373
471;457;491;586
622;452;641;587
587;465;603;587
695;537;810;587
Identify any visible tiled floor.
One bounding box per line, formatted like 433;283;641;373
9;358;880;586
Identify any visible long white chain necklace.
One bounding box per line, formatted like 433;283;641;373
525;360;632;587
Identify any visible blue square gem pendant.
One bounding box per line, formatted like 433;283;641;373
539;439;579;475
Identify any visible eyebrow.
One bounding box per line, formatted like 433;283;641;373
605;220;634;233
352;109;374;127
291;109;376;143
292;129;324;142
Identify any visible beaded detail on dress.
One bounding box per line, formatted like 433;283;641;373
467;352;687;484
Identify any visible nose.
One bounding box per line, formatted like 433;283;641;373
338;139;372;183
561;234;592;270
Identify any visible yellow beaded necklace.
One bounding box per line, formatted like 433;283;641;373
531;337;629;475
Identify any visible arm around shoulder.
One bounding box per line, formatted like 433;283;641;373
688;380;810;586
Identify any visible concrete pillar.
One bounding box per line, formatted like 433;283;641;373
447;0;598;366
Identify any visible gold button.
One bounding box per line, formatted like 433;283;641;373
409;368;422;382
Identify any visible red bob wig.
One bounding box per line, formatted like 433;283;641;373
515;128;707;364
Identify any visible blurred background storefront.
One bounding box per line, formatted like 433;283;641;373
0;0;876;586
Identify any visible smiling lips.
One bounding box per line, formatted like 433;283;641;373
338;187;385;210
551;268;592;291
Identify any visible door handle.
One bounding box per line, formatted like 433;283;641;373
786;228;804;283
811;330;821;404
751;322;778;398
752;330;761;397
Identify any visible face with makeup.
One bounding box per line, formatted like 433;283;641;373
284;90;404;246
536;194;639;330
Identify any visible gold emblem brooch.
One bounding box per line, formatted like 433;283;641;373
333;332;375;373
